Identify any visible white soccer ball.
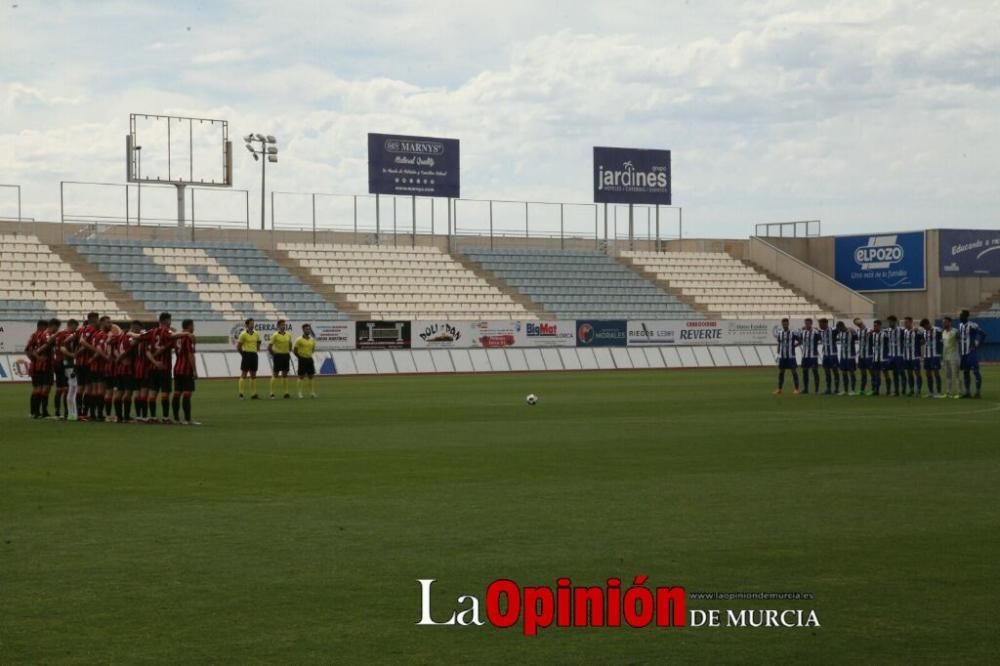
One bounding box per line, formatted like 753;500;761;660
526;394;538;405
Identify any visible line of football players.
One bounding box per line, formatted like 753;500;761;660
773;310;986;398
23;312;199;423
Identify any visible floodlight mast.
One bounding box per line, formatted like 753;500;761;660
244;133;278;230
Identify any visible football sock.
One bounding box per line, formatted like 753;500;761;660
283;377;289;394
114;398;123;420
251;379;257;395
297;377;303;393
172;394;181;421
270;377;276;395
124;398;132;420
148;398;157;418
30;392;38;417
161;397;170;418
239;378;245;395
974;369;982;393
308;377;315;393
182;395;191;421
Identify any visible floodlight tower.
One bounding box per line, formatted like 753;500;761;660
244;134;278;230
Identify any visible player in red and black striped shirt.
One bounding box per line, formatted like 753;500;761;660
101;323;121;421
74;312;101;421
52;320;75;418
112;321;143;423
171;319;199;425
85;316;111;421
145;312;175;423
24;320;48;417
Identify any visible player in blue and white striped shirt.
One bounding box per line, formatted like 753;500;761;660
957;310;986;398
773;318;800;395
799;319;821;395
854;318;872;395
868;320;888;396
883;315;905;397
818;318;840;395
835;321;858;395
901;316;923;397
920;318;943;398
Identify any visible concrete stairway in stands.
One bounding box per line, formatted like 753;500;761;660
270;247;366;318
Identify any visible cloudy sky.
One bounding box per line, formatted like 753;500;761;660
1;0;999;238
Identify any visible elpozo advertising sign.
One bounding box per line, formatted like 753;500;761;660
938;229;1000;277
834;232;926;291
368;132;460;198
593;146;671;205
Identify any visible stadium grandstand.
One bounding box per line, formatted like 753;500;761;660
618;250;831;320
277;243;533;320
458;247;703;320
68;238;345;323
2;223;998;334
0;233;128;320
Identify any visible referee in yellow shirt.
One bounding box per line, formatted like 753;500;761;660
236;318;262;400
268;319;293;399
294;323;318;399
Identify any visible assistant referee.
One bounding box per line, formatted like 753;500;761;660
236;318;261;400
269;319;293;399
294;323;318;399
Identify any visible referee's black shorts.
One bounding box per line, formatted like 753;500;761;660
240;352;259;373
272;353;290;374
296;356;316;377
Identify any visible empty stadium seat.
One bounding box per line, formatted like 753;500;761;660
278;243;533;320
620;250;831;320
70;239;346;322
0;235;129;320
460;247;701;320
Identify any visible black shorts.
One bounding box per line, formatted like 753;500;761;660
89;371;105;385
296;356;316;377
32;370;54;387
175;375;196;393
272;353;291;374
240;352;259;373
76;366;90;385
115;376;137;392
55;368;69;388
147;369;172;394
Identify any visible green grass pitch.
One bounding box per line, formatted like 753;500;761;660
1;368;998;664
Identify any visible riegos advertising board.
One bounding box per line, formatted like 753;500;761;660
368;132;460;198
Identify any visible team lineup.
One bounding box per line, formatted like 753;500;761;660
22;314;320;424
773;310;986;398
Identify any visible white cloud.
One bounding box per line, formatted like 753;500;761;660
0;0;998;236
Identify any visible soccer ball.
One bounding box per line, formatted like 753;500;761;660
526;394;538;405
